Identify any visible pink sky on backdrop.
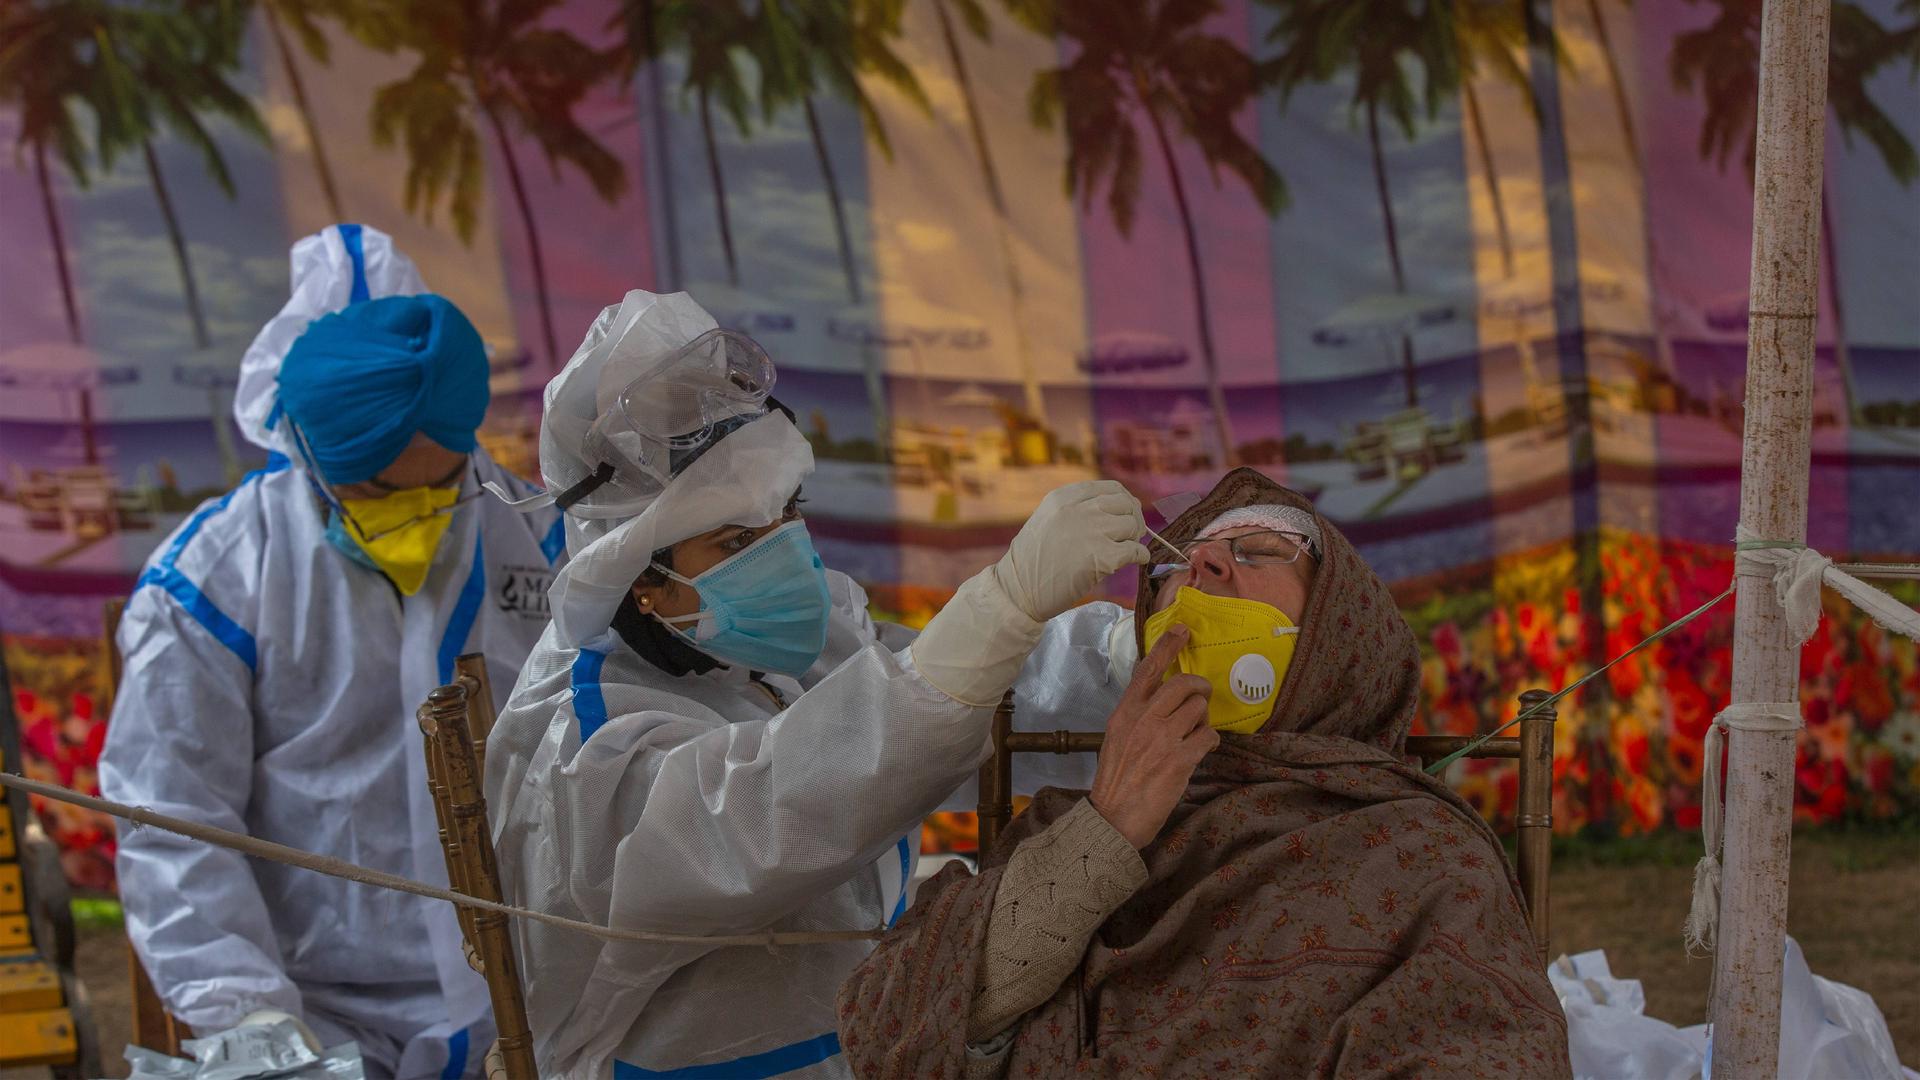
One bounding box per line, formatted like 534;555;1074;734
1634;0;1866;550
0;114;90;352
1634;0;1840;346
485;0;658;379
1070;0;1283;390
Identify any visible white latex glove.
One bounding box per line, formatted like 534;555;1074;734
238;1008;321;1053
911;481;1148;706
989;480;1148;623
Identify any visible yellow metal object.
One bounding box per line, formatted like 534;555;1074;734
0;959;62;1011
0;803;12;859
0;913;29;955
0;864;19;913
0;1007;80;1067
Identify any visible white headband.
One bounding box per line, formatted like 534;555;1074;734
1196;504;1321;555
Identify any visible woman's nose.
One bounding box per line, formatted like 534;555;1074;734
1189;539;1234;581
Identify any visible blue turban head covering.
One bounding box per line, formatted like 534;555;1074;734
276;293;490;485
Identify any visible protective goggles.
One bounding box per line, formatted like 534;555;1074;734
557;328;776;510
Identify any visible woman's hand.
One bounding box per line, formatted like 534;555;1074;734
1088;624;1219;849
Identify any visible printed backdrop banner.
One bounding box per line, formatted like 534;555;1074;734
1;0;1915;884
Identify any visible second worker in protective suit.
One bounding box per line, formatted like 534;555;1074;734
101;226;566;1077
486;290;1145;1077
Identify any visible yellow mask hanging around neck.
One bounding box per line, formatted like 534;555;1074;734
337;486;460;595
1141;586;1300;734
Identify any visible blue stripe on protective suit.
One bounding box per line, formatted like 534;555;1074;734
138;568;259;671
541;516;567;565
614;1033;842;1079
571;648;610;741
437;534;487;684
338;223;371;302
889;836;912;927
133;456;290;671
441;1025;471;1080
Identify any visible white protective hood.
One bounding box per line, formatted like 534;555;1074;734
540;290;815;647
233;224;429;456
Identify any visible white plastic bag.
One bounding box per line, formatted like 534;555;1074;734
1550;950;1705;1080
1551;938;1912;1080
123;1018;366;1080
1776;937;1905;1080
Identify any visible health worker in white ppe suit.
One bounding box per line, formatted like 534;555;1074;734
100;225;567;1079
486;290;1147;1078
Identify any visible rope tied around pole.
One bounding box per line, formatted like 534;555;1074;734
1684;701;1802;957
1732;526;1920;646
1685;530;1919;956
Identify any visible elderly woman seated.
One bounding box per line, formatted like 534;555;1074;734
838;469;1570;1078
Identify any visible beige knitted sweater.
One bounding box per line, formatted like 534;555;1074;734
965;798;1149;1046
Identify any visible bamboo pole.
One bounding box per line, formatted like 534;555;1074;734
425;683;536;1079
454;655;496;781
1712;0;1830;1068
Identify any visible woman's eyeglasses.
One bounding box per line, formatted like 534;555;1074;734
1147;529;1315;582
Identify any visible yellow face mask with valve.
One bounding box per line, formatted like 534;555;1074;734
336;486;461;596
1141;586;1301;734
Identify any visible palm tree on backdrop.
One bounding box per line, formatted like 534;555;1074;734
612;0;682;288
252;0;371;222
1671;0;1917;425
926;0;1050;419
1449;0;1539;279
1266;0;1460;411
756;0;929;305
617;0;760;288
357;0;626;369
1565;0;1687;380
1571;0;1642;176
0;0;99;461
1030;0;1286;468
91;0;267;351
0;0;92;350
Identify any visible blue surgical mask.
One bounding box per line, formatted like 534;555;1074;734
656;520;831;676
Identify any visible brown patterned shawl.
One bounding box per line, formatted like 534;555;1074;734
839;469;1569;1078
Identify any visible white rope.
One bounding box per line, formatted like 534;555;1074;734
1687;540;1915;956
1835;561;1920;581
0;770;883;949
1735;527;1920;646
1686;702;1802;956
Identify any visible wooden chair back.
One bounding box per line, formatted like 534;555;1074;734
977;688;1557;962
103;597;191;1058
418;654;536;1080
